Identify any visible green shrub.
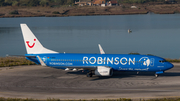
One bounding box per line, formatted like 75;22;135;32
52;11;60;14
12;1;18;6
9;10;19;15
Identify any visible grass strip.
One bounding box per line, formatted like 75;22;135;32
0;57;36;67
165;59;180;63
0;97;180;101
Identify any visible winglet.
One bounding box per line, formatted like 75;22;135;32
37;56;47;66
98;44;105;54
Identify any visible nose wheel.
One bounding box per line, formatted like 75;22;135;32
155;74;159;77
155;71;163;77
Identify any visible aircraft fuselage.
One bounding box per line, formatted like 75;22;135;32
26;53;173;72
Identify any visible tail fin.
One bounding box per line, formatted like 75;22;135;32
20;24;58;54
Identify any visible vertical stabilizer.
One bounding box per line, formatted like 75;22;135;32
20;24;58;54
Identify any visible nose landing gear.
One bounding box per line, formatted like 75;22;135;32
155;71;163;78
155;74;159;77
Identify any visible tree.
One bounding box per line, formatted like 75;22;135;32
0;0;4;6
40;0;48;6
12;1;18;6
19;0;29;6
4;0;14;6
54;0;65;5
28;0;40;6
67;0;76;5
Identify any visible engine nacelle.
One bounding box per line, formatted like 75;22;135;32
95;66;113;76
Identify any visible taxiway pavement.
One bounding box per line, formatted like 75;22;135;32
0;64;180;100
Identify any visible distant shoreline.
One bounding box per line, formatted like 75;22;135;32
0;4;180;18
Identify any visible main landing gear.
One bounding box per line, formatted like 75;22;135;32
87;71;93;77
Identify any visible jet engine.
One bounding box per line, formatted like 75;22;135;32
95;66;113;76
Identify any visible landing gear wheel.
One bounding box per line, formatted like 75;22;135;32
155;74;159;77
86;73;89;77
89;73;92;77
87;73;92;77
87;71;93;77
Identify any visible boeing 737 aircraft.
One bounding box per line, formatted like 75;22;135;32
20;24;174;77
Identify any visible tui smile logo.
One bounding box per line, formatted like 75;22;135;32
26;39;36;48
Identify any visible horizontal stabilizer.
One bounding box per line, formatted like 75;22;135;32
6;55;36;58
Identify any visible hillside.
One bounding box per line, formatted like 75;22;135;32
0;4;180;18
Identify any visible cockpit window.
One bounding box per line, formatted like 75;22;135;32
159;60;166;63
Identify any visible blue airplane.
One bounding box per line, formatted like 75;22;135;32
20;24;174;77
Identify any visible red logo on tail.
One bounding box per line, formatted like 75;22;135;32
26;39;36;48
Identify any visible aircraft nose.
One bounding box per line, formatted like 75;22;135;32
166;62;174;70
